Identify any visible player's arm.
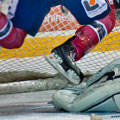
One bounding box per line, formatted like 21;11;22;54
0;11;27;49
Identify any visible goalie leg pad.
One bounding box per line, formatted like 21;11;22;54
53;57;120;112
114;0;120;9
53;79;120;112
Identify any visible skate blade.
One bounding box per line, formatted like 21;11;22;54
45;53;80;85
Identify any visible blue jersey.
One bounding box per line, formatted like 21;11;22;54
8;0;110;36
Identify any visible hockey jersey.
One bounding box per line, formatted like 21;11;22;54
8;0;110;36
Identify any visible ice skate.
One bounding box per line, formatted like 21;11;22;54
45;40;84;85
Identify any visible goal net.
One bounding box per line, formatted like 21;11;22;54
0;1;120;94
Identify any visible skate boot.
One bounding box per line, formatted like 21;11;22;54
45;37;84;85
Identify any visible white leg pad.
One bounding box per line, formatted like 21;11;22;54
53;79;120;112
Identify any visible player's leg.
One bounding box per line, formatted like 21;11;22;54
46;0;115;85
0;11;27;49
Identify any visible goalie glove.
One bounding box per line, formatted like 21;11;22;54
52;57;120;112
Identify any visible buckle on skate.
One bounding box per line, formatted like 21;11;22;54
45;53;83;85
